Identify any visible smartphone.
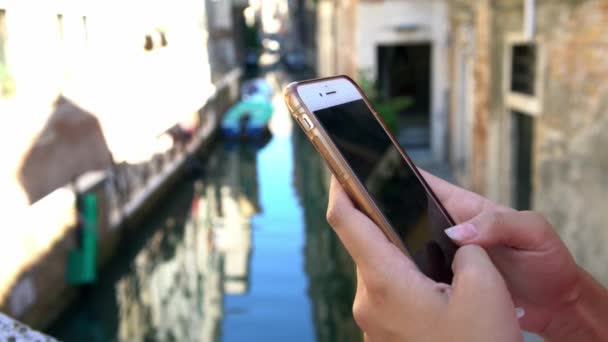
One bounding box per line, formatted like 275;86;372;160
284;75;457;283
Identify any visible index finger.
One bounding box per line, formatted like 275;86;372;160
418;169;503;223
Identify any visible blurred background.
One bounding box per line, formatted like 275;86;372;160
0;0;606;341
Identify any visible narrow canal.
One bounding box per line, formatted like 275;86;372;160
46;71;361;342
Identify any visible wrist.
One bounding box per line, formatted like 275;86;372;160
542;268;608;342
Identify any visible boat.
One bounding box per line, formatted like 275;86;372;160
221;79;273;144
241;78;273;100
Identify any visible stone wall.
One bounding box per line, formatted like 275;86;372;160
0;71;240;330
449;0;608;284
448;0;493;193
534;0;608;284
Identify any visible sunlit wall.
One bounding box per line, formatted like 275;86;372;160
0;0;217;174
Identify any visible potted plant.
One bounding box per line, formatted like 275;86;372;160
358;71;412;132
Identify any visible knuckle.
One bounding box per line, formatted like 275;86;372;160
487;209;505;228
526;211;552;231
352;295;371;330
522;210;556;244
325;204;342;228
474;209;504;231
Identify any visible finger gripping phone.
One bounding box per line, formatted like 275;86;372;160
284;75;457;283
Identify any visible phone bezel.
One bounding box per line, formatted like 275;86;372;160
296;77;361;112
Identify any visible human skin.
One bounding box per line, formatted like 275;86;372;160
326;172;608;341
326;176;522;342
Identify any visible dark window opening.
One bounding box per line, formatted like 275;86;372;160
511;111;534;210
144;35;153;51
377;43;432;148
1;9;12;98
160;32;167;47
82;16;88;44
143;29;168;52
0;10;7;63
510;43;536;96
57;14;64;42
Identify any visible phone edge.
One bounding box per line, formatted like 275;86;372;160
284;75;411;256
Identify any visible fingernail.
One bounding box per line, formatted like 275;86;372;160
515;307;526;319
445;223;478;242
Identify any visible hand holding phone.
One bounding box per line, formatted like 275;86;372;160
326;177;522;342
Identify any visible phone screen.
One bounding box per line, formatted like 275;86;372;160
314;99;457;283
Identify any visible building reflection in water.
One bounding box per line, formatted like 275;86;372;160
49;128;362;342
292;128;362;342
114;144;260;341
47;144;260;342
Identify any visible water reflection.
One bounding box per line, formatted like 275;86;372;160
293;129;361;342
48;93;361;342
112;144;265;341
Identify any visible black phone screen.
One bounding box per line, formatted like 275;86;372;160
314;99;457;283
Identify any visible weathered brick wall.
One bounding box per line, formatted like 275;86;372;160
336;0;358;78
484;0;523;205
471;0;492;195
450;0;608;284
448;0;514;196
447;0;470;184
535;0;608;284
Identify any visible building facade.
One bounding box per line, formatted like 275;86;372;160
316;0;450;161
0;0;244;327
448;0;608;284
0;0;241;205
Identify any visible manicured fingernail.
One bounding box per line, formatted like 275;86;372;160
445;223;478;242
515;307;526;319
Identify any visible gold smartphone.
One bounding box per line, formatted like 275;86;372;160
284;75;457;283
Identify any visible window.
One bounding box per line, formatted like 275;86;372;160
0;10;6;63
143;29;168;52
511;110;534;210
1;9;13;98
57;14;64;42
510;44;536;96
504;35;542;209
82;16;88;44
504;34;544;116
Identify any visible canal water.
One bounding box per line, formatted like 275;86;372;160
47;72;361;342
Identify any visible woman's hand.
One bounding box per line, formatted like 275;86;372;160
327;178;522;342
422;171;608;341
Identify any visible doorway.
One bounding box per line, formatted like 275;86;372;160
377;43;432;147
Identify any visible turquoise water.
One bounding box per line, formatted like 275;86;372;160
221;135;315;341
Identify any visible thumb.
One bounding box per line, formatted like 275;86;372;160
449;245;522;340
451;245;511;302
444;210;554;251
